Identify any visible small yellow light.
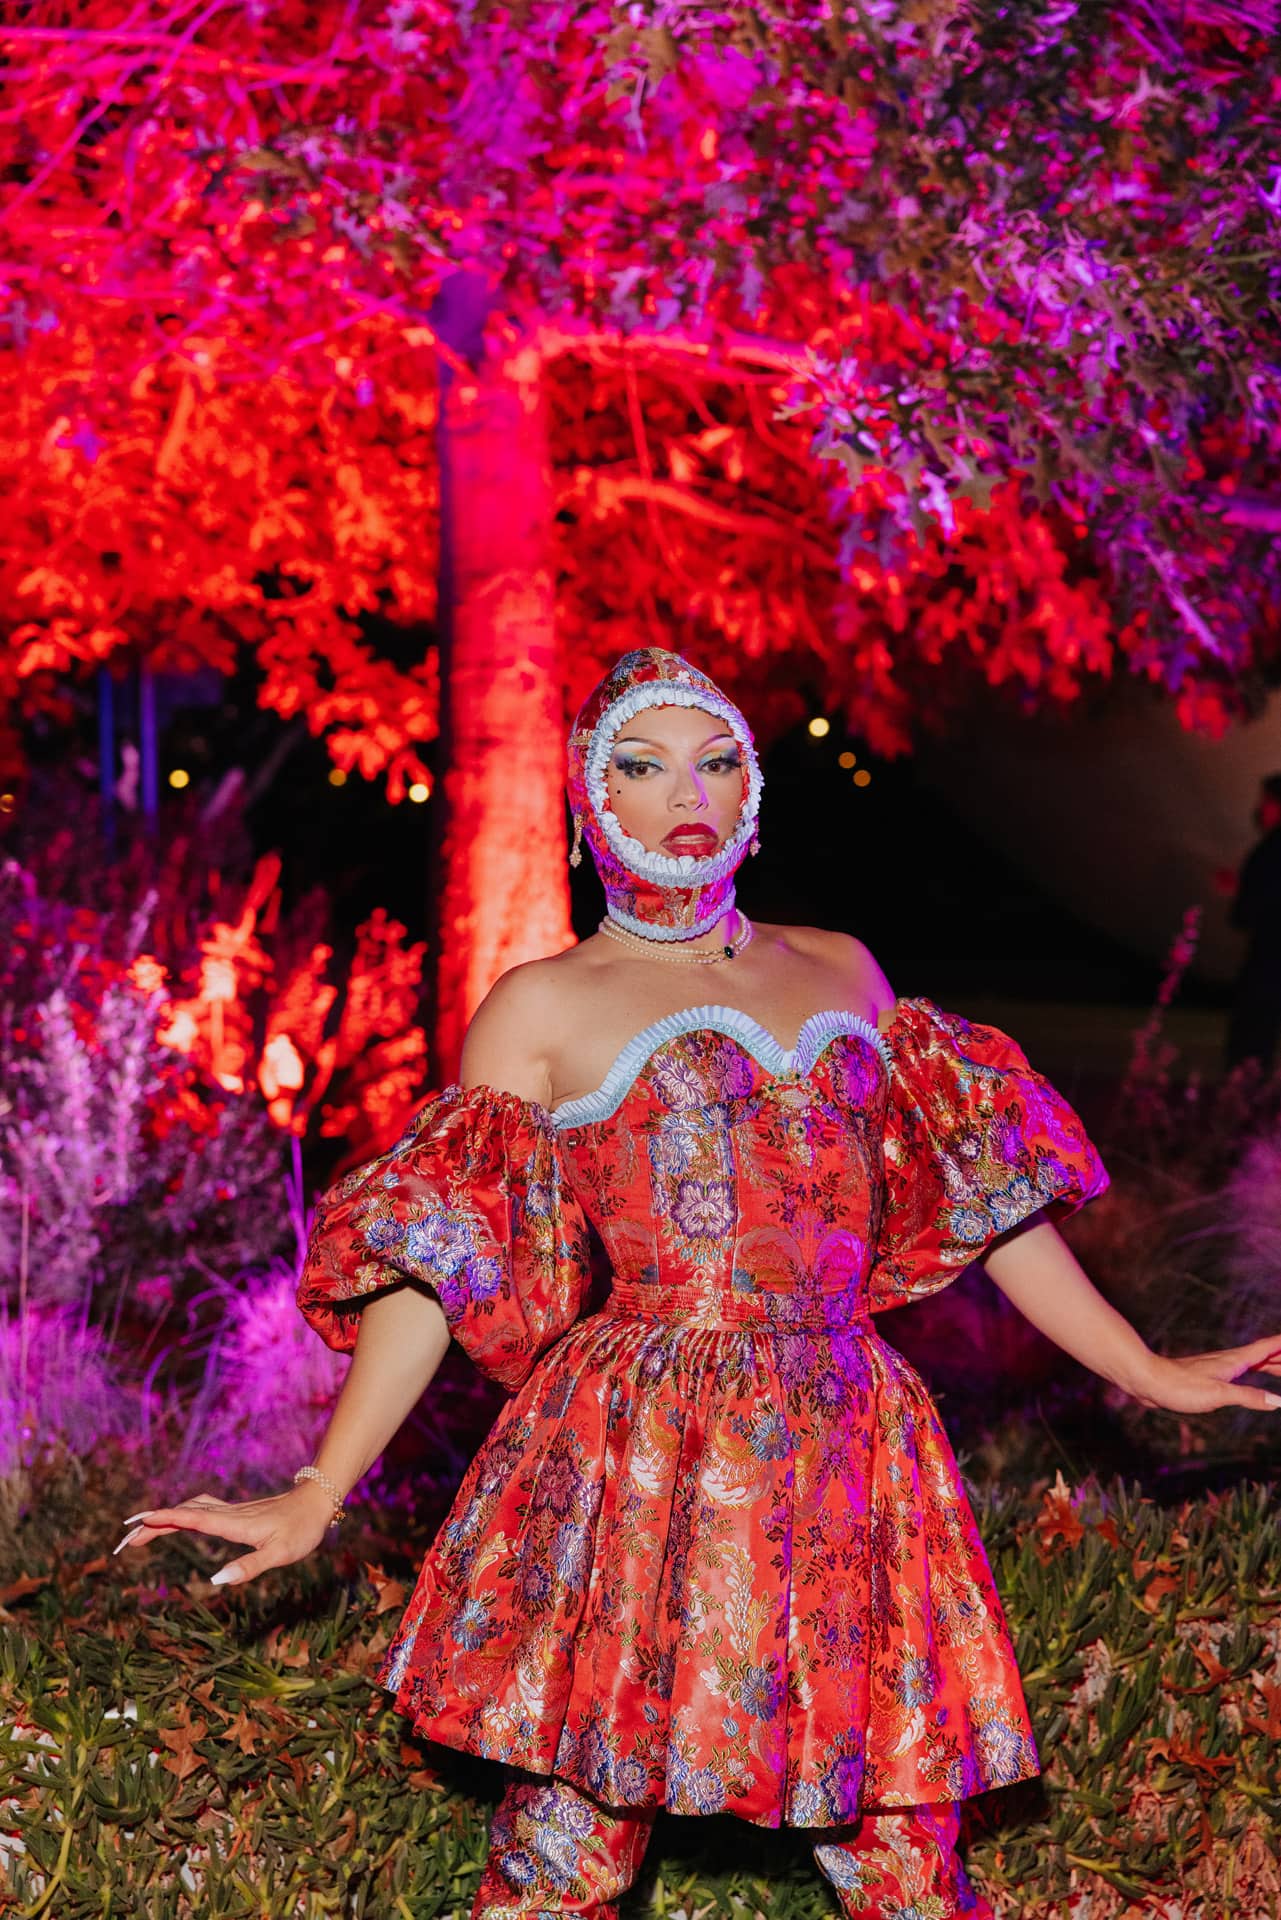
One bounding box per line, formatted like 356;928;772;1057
328;767;347;787
807;716;830;738
168;768;190;790
0;792;15;814
853;769;871;788
838;751;857;769
407;780;430;804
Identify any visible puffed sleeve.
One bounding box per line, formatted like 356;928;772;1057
867;997;1108;1313
296;1082;593;1392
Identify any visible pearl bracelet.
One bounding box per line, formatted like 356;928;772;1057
293;1465;347;1526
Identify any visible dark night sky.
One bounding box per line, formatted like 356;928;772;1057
252;699;1183;1010
36;657;1206;1012
666;720;1177;1008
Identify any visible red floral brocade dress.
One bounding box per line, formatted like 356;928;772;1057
297;996;1107;1830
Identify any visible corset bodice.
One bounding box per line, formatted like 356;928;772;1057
551;1005;891;1330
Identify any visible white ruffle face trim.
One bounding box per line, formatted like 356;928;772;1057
583;681;764;890
602;896;730;940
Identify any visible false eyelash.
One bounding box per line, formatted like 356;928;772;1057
612;753;742;776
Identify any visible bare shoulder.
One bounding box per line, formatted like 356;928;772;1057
460;941;603;1102
458;950;580;1105
778;924;897;1025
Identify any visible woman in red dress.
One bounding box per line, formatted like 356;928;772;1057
118;650;1281;1918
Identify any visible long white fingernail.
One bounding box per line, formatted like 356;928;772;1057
209;1567;237;1586
112;1527;144;1556
1264;1392;1281;1409
122;1511;153;1525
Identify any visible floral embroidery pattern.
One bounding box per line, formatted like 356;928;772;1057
296;1082;591;1391
298;997;1106;1829
475;1773;994;1917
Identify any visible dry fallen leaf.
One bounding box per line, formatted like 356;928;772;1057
221;1707;261;1756
158;1706;209;1781
1034;1469;1085;1557
0;1573;52;1606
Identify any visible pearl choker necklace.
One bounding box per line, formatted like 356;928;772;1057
598;908;754;965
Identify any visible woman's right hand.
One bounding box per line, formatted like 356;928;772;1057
111;1480;340;1588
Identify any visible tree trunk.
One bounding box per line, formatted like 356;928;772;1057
431;277;573;1083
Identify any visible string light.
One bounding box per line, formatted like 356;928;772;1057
0;792;14;814
328;768;347;787
407;780;430;804
807;716;830;738
853;769;871;788
838;751;856;768
169;768;190;790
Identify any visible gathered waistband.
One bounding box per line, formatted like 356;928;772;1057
603;1278;873;1334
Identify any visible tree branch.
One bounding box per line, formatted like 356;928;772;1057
537;317;815;385
561;472;835;567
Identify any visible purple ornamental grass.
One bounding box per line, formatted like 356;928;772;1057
1218;1131;1281;1355
0;859;293;1317
0;1302;135;1480
0;985;107;1307
165;1259;350;1497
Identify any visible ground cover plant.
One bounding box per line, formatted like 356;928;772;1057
1;1445;1278;1919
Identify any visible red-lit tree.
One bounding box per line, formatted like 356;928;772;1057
2;0;1278;1072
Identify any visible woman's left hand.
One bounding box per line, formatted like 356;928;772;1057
1136;1334;1281;1414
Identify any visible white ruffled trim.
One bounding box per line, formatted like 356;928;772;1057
603;898;734;941
551;1004;890;1132
584;682;764;890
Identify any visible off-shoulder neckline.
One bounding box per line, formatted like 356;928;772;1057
456;996;933;1135
556;1007;890;1132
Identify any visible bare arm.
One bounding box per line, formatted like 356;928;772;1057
983;1214;1281;1414
113;1262;457;1584
309;1285;452;1500
114;961;560;1582
307;962;556;1497
855;940;1281;1417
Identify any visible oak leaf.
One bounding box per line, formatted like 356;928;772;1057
221;1707;261;1755
192;1677;232;1722
1034;1470;1085;1556
1146;1732;1233;1783
158;1707;209;1781
264;1624;311;1669
1243;1675;1281;1739
362;1561;407;1615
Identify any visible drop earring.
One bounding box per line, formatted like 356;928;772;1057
569;810;584;868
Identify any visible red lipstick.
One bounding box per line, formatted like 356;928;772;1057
663;824;718;851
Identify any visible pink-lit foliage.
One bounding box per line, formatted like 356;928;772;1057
0;0;1277;794
0;799;435;1494
162;1256;351;1497
6;798;429;1170
0;1304;134;1481
1220;1129;1281;1361
887;908;1281;1477
0;1249;351;1498
0;857;292;1312
1055;909;1281;1466
1113;904;1207;1132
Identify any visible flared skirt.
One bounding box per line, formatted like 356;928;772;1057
377;1309;1038;1828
